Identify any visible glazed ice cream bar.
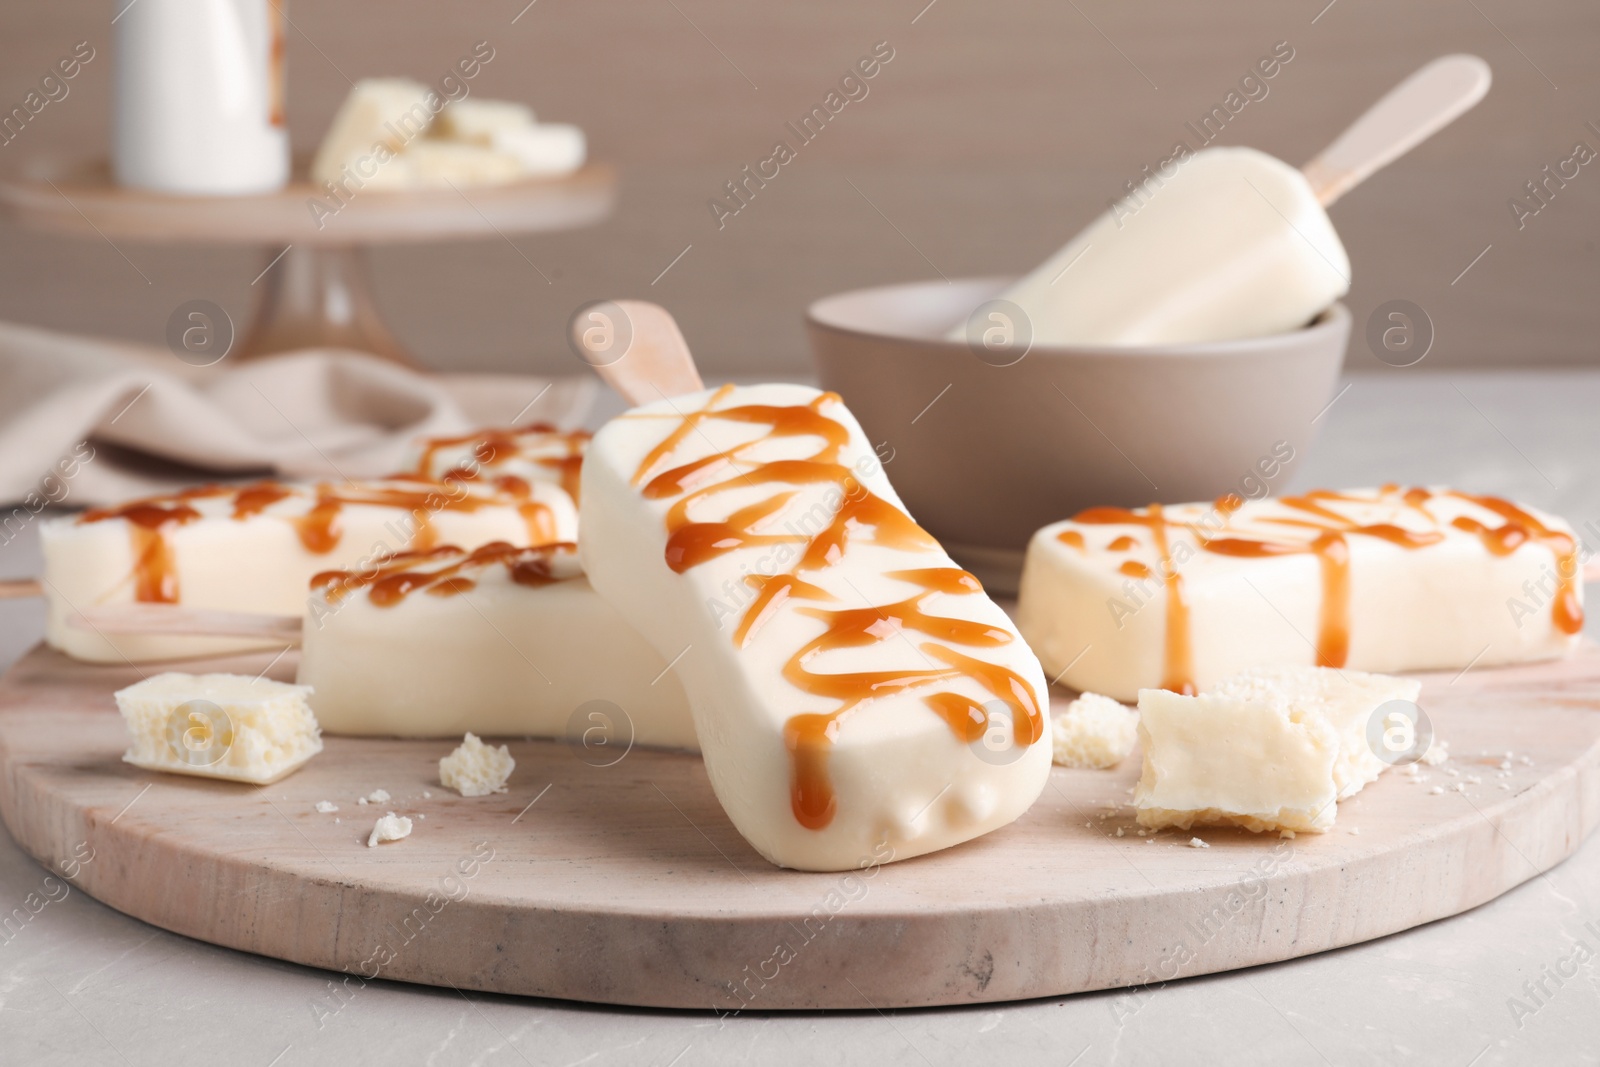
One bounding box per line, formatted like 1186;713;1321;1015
42;478;577;664
1018;487;1583;702
402;424;588;502
580;383;1052;872
298;542;696;747
956;147;1349;347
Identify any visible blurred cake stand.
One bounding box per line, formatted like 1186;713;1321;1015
0;157;617;367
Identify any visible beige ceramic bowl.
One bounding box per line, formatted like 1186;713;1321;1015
806;277;1350;593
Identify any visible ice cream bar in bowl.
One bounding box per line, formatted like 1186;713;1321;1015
807;56;1490;592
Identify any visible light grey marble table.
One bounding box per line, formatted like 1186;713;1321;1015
3;370;1600;1067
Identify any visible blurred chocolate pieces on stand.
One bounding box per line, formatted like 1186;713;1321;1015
312;79;586;195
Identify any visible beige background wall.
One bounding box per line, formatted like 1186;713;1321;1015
0;0;1595;377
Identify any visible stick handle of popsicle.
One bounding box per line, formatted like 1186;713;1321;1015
570;299;705;406
0;579;43;600
67;604;303;643
1302;54;1492;207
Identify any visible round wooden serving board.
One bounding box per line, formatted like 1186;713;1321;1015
1;641;1597;1011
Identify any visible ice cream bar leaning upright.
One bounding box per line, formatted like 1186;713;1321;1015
580;382;1052;871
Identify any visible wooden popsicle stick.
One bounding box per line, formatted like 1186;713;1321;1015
68;604;302;643
1302;54;1492;207
570;299;704;406
0;579;43;599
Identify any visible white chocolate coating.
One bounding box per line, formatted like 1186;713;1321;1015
1018;487;1582;702
297;543;695;748
42;478;576;664
965;148;1350;346
580;384;1051;872
402;425;588;503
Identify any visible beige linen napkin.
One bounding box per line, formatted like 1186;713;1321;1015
0;319;596;506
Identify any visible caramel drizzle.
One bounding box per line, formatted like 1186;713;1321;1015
79;479;560;605
634;386;1044;831
83;486;230;604
1452;492;1582;634
1205;530;1353;669
311;541;577;606
1074;504;1195;693
409;424;591;502
1209;491;1446;669
1069;487;1583;691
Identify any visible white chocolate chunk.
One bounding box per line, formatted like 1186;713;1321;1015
311;78;434;184
1134;663;1423;833
580;384;1051;871
435;98;536;143
1135;686;1340;834
490;123;585;177
297;543;695;746
1019;488;1582;702
315;801;338;813
958;147;1349;347
346;153;418;191
1210;666;1420;798
313;81;581;191
367;812;412;847
1051;692;1138;769
397;140;526;187
41;478;577;664
115;673;321;785
439;733;515;797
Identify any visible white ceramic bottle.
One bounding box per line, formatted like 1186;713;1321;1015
113;0;288;194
